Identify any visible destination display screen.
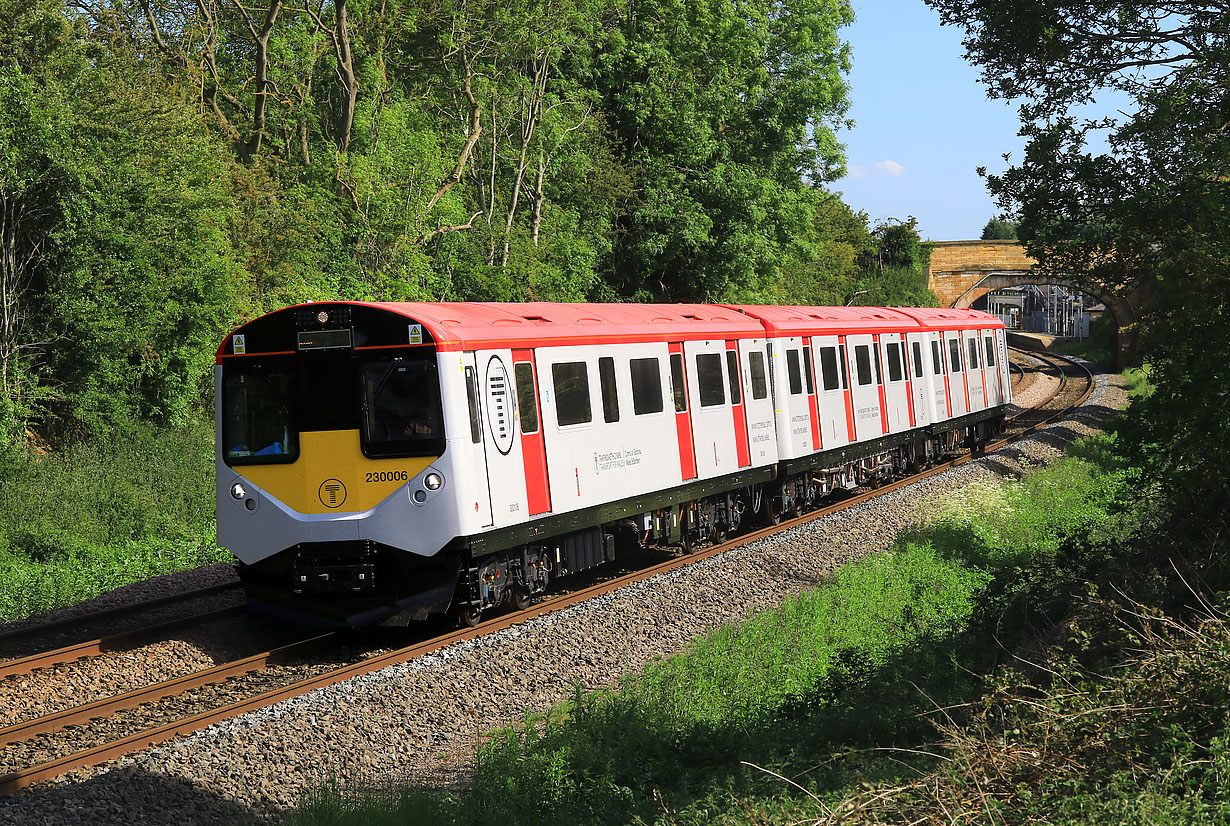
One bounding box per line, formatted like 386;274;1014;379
297;329;353;350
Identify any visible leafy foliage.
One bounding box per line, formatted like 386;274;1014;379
925;0;1230;524
980;216;1017;239
0;0;889;449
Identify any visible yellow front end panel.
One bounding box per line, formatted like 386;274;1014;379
238;430;438;514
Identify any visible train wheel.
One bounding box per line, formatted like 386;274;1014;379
765;495;782;526
454;604;482;628
510;585;532;612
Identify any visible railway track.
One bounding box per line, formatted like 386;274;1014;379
1;348;1092;797
0;582;244;664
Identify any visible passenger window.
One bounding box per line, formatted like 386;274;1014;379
984;336;996;367
630;357;664;415
819;346;840;391
514;363;538;434
697;352;726;407
931;340;943;375
949;338;963;373
669;353;687;412
749;351;768;400
873;344;883;384
786;349;803;395
465;366;482;442
725;351;742;405
839;344;849;389
552;361;591;426
967;339;980;369
912;342;924;378
599;356;619;423
802;346;815;393
855;345;873;386
887;342;903;382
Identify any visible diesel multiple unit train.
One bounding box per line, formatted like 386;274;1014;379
216;302;1011;627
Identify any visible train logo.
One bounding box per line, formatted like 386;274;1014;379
318;479;347;509
485;356;515;455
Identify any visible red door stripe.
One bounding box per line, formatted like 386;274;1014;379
903;336;916;427
804;341;822;451
961;335;972;413
980;332;990;407
941;335;952;418
841;338;856;441
726;341;751;467
874;335;889;434
669;342;697;481
511;349;551;515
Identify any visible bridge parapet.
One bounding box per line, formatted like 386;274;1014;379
927;240;1037;306
926;239;1141;368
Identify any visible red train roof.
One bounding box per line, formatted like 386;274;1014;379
724;305;923;335
894;307;1005;330
216;302;1006;361
344;301;764;351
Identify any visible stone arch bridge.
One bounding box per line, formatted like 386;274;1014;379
926;240;1139;367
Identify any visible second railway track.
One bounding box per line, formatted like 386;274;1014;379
1;347;1094;798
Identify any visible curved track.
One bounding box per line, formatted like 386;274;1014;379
0;348;1094;796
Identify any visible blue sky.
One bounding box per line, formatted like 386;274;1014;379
832;1;1024;242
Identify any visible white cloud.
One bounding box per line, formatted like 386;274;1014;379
846;164;871;179
874;160;906;177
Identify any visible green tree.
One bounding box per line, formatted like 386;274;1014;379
925;0;1230;514
0;0;244;441
849;217;937;306
595;0;855;302
980;216;1017;240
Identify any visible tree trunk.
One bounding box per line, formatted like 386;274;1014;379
500;54;548;268
531;146;546;247
333;0;357;152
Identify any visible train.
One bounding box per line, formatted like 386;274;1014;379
216;302;1011;627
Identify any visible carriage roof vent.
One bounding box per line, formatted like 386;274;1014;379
522;315;549;322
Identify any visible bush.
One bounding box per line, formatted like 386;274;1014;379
0;420;225;621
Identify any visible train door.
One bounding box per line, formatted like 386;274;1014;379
813;336;850;449
981;331;1000;406
846;334;883;442
511;349;551;515
684;340;739;476
945;331;970;416
738;339;777;465
906;333;933;427
996;329;1012;404
725;341;751;467
964;331;985;411
880;333;911;432
930;333;951;421
462;353;495;528
668;343;697;481
803;340;822;452
774;337;813;457
839;338;856;441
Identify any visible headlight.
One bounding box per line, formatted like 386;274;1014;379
424;473;443;491
230;482;247;500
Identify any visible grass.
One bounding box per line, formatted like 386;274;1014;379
0;420;227;622
840;596;1230;825
1123;364;1154;398
290;449;1133;826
